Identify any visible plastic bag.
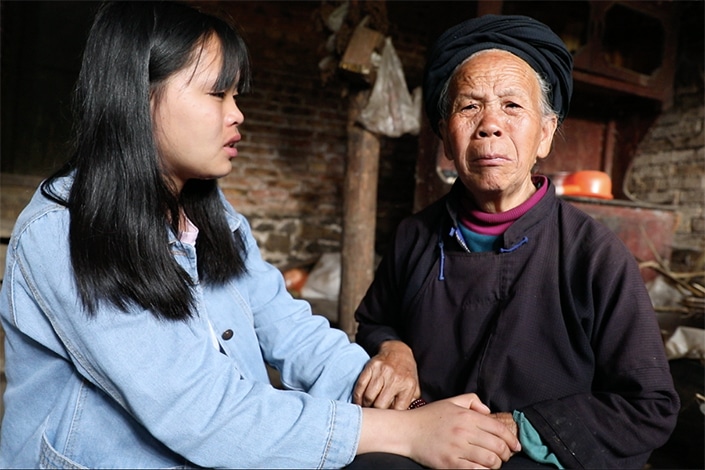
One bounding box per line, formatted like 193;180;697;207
323;1;349;33
358;37;421;137
300;252;341;301
664;326;705;361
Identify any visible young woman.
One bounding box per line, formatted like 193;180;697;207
0;2;519;468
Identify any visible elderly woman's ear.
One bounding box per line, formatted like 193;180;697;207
537;114;558;160
437;119;450;156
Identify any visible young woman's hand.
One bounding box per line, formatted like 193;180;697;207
359;393;521;469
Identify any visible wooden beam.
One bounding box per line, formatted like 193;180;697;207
338;90;380;339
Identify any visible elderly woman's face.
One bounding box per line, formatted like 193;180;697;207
439;49;557;213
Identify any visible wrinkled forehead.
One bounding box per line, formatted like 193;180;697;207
450;49;541;94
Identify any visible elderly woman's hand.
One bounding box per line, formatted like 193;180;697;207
353;340;421;410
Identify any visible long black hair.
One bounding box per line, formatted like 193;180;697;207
42;1;252;320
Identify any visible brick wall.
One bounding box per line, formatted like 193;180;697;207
212;2;346;268
216;1;424;268
624;3;705;270
625;88;704;269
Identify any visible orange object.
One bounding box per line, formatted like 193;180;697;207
561;171;613;199
283;268;308;292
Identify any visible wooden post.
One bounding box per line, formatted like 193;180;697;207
338;90;380;339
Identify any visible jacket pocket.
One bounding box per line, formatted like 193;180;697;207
39;434;88;469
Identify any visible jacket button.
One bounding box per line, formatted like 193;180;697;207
221;329;234;340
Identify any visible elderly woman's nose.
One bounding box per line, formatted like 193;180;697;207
476;109;503;137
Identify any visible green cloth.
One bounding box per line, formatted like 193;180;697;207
514;410;564;468
457;225;500;252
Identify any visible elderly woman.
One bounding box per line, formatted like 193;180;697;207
354;14;679;469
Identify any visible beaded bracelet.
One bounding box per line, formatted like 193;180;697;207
408;398;427;409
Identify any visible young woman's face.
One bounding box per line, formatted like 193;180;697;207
152;36;244;192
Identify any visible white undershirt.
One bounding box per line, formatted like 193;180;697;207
179;218;220;351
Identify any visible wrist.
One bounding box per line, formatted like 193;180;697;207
378;340;412;355
359;408;414;457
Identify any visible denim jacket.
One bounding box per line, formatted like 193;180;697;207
0;176;369;469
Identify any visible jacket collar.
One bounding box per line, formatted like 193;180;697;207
444;177;557;250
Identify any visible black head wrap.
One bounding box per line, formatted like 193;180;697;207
423;14;573;136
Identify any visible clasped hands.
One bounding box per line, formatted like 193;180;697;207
354;340;520;469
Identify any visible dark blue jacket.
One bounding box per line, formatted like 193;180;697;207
356;180;679;469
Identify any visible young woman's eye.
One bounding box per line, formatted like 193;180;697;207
210;92;226;99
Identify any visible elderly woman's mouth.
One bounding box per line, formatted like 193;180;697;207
472;154;509;165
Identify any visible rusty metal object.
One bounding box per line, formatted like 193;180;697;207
567;197;679;283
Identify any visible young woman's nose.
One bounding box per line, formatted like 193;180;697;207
226;101;244;127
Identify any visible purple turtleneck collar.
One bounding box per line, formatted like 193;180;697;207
458;175;548;236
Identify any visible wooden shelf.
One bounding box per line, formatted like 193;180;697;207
478;1;679;108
